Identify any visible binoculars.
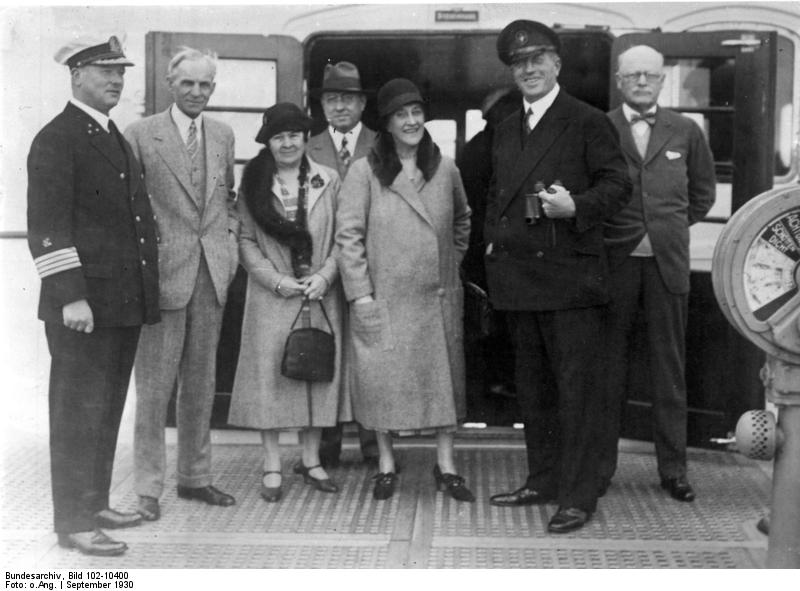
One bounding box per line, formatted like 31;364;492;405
525;180;561;225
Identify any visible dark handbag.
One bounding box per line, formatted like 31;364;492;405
281;297;336;382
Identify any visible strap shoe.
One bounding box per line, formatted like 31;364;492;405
293;463;339;493
433;465;475;502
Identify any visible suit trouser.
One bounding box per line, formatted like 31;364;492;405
598;257;688;483
134;259;224;498
45;322;140;534
507;307;604;513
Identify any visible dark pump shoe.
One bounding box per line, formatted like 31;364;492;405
372;472;398;500
293;463;339;493
94;508;142;529
260;471;283;503
136;496;160;522
433;465;475;503
660;477;696;502
58;529;128;557
490;486;555;507
547;507;591;534
177;485;236;506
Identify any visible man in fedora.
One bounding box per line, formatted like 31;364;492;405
27;34;160;556
307;61;378;467
484;20;630;533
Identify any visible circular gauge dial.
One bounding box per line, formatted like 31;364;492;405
743;209;800;321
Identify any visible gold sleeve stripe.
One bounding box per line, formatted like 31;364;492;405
34;247;82;278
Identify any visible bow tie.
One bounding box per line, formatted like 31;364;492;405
630;112;656;126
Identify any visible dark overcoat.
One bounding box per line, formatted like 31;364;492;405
484;90;631;311
27;102;160;326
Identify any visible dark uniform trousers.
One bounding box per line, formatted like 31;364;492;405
508;307;604;513
46;323;140;533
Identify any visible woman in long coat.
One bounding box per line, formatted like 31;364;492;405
336;79;473;502
229;103;351;502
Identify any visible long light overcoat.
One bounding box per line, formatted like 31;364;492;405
229;156;352;429
336;155;471;431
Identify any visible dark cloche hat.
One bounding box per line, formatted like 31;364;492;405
496;20;560;66
315;61;366;95
255;102;313;144
376;78;424;118
54;35;134;68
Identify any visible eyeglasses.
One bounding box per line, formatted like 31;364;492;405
620;71;663;83
321;93;361;106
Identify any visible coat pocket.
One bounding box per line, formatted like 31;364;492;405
350;299;394;351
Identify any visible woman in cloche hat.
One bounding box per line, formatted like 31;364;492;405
336;79;475;503
228;103;351;503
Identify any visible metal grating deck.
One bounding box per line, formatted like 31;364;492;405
0;434;771;569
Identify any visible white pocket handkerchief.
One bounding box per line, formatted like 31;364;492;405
666;150;682;160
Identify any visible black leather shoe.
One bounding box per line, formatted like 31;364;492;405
434;465;475;502
260;471;283;503
490;486;555;507
94;508;142;529
58;529;127;556
548;507;591;533
293;463;339;493
597;478;611;498
177;485;236;506
136;496;160;522
372;472;397;500
756;515;770;535
660;477;696;502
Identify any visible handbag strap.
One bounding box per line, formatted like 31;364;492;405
289;296;335;334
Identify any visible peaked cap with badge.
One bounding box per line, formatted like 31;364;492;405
496;20;561;65
54;35;135;68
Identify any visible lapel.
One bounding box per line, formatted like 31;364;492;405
66;104;128;174
305;159;332;214
152;108;199;207
308;132;340;176
642;109;674;166
609;107;642;164
498;91;571;215
353;127;376;160
389;171;434;229
202;117;224;205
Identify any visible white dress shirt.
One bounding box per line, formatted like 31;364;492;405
329;121;363;153
523;83;560;132
170;103;204;150
622;103;659;257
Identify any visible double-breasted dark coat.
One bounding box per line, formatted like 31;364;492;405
27;102;160;534
484;90;631;311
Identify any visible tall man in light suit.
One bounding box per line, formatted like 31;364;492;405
600;45;716;502
307;61;379;467
125;47;239;520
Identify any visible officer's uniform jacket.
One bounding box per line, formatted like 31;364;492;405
484;90;631;311
27;102;160;326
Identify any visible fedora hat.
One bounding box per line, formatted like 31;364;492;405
314;61;366;96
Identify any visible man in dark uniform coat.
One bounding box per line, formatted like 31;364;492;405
307;61;379;467
27;35;160;556
599;45;715;502
485;21;631;533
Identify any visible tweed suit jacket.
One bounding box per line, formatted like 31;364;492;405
124;107;239;310
27;103;160;327
307;125;377;179
605;107;716;294
484;89;631;311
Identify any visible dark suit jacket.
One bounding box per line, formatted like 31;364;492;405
307;125;377;179
484;90;631;311
605;107;716;294
27;103;160;326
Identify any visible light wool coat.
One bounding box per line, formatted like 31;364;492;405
336;156;471;431
229;158;352;429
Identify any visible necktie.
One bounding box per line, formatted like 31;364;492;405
186;120;199;161
525;107;535;133
339;135;351;168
